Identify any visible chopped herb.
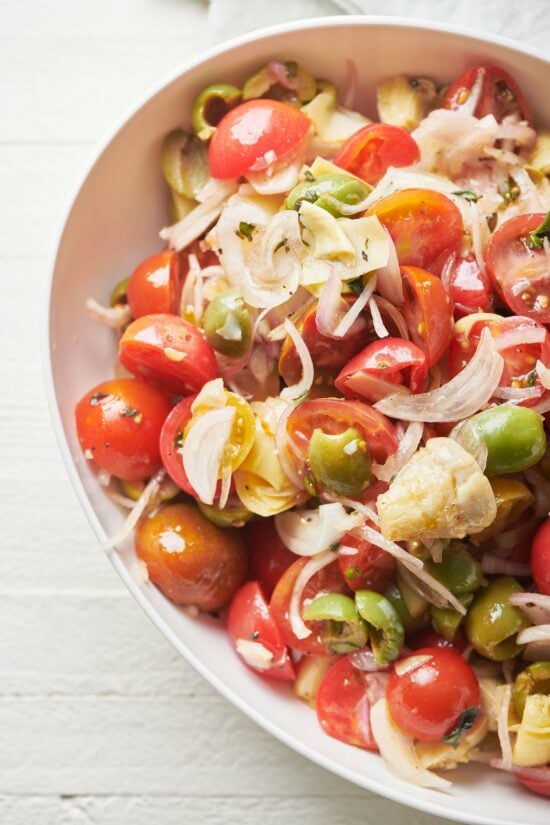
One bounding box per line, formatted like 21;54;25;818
527;369;537;387
452;190;478;203
527;210;550;249
89;391;108;406
361;250;369;263
274;238;290;254
304;169;315;182
303;471;318;497
236;221;256;241
487;213;498;232
285;60;298;79
120;407;140;418
499;177;520;204
329;542;340;553
344;565;362;581
348;277;364;295
442;707;479;748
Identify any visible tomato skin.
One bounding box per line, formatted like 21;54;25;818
286;398;398;467
316;657;378;749
159;396;196;495
516;770;550;797
486;213;550;323
270;557;348;656
337;530;396;593
409;628;468;654
365;189;463;270
335;337;428;402
119;313;218;395
245;518;296;599
333;123;420;185
386;646;481;742
442;253;493;317
227;581;295;681
208;99;310;180
134;502;247;611
401;266;454;367
75;378;172;481
444;65;532;124
127;250;180;319
530;519;550;596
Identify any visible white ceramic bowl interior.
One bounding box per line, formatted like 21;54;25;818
45;17;550;825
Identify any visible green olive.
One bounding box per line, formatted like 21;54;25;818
425;543;482;596
198;498;253;528
110;277;129;308
303;593;368;653
385;583;429;633
169;190;196;223
465;577;532;660
431;593;474;642
470;478;534;545
203;289;252;357
307;427;371;497
191;83;241;141
285;174;371;217
242;60;317;104
452;406;546;476
513;662;550;719
162;129;209;199
355;590;405;666
119;477;180;504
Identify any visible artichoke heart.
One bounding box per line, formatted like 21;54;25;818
529;131;550;176
513;694;550;767
377;74;439;132
377;438;497;543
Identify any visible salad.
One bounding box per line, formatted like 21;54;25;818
76;59;550;796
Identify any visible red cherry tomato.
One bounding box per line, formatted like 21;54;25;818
337;529;396;593
401;266;454;367
486;213;550;324
227;581;295;681
285;398;398;469
530;518;550;595
444;65;532;124
333;123;420;185
159;396;196;495
119;313;218;395
245;518;296;599
270;557;348;656
75;378;172;481
316;656;378;749
448;314;550;404
365;189;463;269
126;250;181;319
515;768;550;798
208;99;311;180
441;253;493;317
386;646;481;742
335;337;428;402
409;627;468;654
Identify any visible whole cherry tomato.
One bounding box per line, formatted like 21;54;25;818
401;266;454;366
333;123;420;185
335;337;428;402
444;65;532;124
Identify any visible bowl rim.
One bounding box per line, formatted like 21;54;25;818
42;15;549;824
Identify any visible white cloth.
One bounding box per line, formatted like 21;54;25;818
208;0;550;52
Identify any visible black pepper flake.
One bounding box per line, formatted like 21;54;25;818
89;391;108;406
120;407;140;418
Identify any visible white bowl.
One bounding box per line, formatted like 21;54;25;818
44;16;549;825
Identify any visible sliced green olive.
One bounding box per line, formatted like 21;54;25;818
465;577;532;661
242;60;317;104
308;427;371;497
191;83;241;141
169;189;196;223
303;593;368;654
513;662;550;719
355;590;405;666
162;129;209;199
431;593;474;642
470;478;534;545
425;543;482;596
203;288;252;357
198;498;253;528
110;276;129;308
285;173;371;217
385;583;429;633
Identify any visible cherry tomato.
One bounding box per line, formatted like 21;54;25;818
338;529;396;593
227;581;295;681
386;646;481;742
401;266;454;367
126;250;181;319
75;378;171;481
516;768;550;798
444;65;532;124
245;518;296;599
486;213;550;323
279;298;374;386
448;313;550;404
409;627;468;654
530;518;550;596
335;337;428;402
316;656;378;749
333;123;420;185
286;398;398;471
208;99;311;180
441;253;493;317
365;189;463;270
134;502;247;611
119;313;218;395
270;557;348;656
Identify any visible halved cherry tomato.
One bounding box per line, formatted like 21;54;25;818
441;252;493;317
279;298;374;386
245;518;296;599
365;189;463;269
227;581;295;681
448;313;550;404
335;337;428;402
401;266;454;367
270;557;349;656
75;378;172;481
338;528;396;593
126;250;181;319
316;656;378;749
516;768;550;798
119;313;218;395
530;518;550;596
386;646;481;742
409;627;468;654
333;123;420;185
208;99;311;180
486;213;550;323
444;65;532;124
286;398;398;467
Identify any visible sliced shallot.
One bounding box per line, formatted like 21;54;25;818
289;549;336;640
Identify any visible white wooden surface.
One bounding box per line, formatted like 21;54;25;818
0;2;453;822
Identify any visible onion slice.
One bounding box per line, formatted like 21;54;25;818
372;421;423;483
494;327;546;351
536;359;550;390
368;296;390;338
374;328;503;422
375;229;404;305
517;624;550;645
481;555;531;577
280;318;314;400
494;684;513;772
86;298;131;329
508;592;550;625
289;550;336;640
160;180;238;251
102;469;166;550
315;267;347;337
275;503;363;556
182;406;235;505
333;274;377;338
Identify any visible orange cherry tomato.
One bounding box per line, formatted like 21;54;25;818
401;266;454;367
333;123;420;185
127;250;181;318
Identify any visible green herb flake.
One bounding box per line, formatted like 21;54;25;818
344;565;362;581
348;277;364;295
452;190;478;203
499;177;520;204
303;169;315;182
442;706;479;748
236;221;257;242
361;250;369;263
120;407;141;420
89;391;109;406
526;370;537;387
527;210;550;249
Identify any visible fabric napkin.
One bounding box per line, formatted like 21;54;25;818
208;0;550;52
